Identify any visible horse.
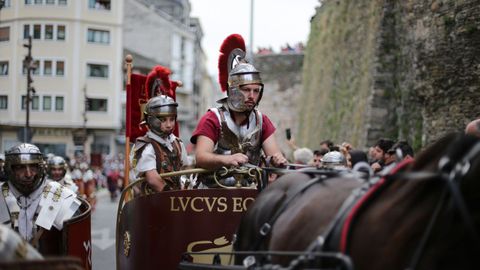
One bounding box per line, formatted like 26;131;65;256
234;133;480;270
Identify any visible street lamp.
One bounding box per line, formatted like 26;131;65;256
22;35;36;143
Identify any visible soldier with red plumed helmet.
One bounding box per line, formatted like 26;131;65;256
191;34;287;185
130;66;188;193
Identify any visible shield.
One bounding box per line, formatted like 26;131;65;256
63;198;92;270
116;189;257;270
35;198;91;269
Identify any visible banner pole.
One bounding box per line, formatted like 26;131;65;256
124;55;133;190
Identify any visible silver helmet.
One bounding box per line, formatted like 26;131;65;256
226;60;264;113
4;143;45;195
47;156;67;180
218;34;264;113
321;151;347;169
227;53;263;112
144;95;178;137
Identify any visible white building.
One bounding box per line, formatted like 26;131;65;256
123;0;203;147
0;0;124;159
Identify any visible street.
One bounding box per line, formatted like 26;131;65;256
91;189;117;270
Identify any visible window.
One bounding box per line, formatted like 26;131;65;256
57;25;65;40
21;95;39;110
0;61;8;76
25;0;66;5
32;96;39;110
33;60;40;75
87;29;110;44
43;96;52;110
23;25;30;39
22;60;37;75
44;60;52;75
23;24;66;41
0;96;7;110
89;0;110;10
3;0;11;8
56;61;64;76
33;24;41;39
87;63;108;78
87;98;107;112
45;25;53;40
21;96;26;110
55;96;64;111
0;27;9;42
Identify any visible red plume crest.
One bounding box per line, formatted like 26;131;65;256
218;34;246;92
145;65;173;99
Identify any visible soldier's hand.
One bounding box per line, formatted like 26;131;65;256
225;153;249;167
270;153;287;168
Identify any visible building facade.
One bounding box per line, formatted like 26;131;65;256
0;0;123;159
123;0;205;148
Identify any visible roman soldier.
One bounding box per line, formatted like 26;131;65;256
130;65;188;193
0;143;80;243
190;34;287;187
47;156;78;194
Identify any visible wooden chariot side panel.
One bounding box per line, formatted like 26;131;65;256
117;189;257;270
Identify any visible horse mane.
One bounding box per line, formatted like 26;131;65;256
412;132;458;171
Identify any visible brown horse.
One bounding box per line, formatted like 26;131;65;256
234;133;480;270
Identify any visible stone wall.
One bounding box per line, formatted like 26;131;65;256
395;0;480;146
255;53;304;159
299;0;384;150
298;0;480;151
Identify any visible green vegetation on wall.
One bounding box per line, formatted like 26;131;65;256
298;0;384;149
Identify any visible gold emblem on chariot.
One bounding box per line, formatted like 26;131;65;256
187;236;233;264
123;231;131;257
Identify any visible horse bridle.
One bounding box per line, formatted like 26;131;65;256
406;141;480;270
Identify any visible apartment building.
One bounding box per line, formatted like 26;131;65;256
123;0;204;148
0;0;123;159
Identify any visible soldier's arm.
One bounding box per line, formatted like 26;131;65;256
144;170;166;192
262;134;287;167
195;135;248;170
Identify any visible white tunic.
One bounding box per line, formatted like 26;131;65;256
131;131;188;179
0;180;81;241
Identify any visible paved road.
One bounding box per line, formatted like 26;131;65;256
91;189;118;270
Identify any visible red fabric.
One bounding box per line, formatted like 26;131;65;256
339;158;415;253
190;110;276;145
126;73;148;140
145;66;175;99
143;65;180;137
218;34;246;92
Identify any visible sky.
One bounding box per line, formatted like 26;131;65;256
189;0;320;75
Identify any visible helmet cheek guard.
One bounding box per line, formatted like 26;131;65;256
144;95;178;137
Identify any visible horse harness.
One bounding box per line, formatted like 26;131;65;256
248;169;365;252
403;140;480;270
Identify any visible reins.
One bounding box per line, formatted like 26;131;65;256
250;175;323;251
